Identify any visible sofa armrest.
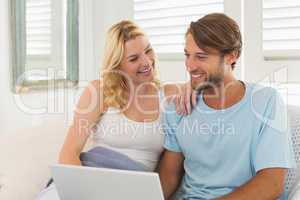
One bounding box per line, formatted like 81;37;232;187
0;121;67;200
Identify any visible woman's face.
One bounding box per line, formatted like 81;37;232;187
120;35;155;87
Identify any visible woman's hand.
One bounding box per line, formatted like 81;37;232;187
174;81;198;115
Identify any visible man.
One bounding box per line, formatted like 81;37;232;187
159;13;295;200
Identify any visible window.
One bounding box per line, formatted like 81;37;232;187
133;0;224;54
263;0;300;58
26;0;52;57
10;0;79;93
25;0;64;80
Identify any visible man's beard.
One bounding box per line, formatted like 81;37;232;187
192;68;224;94
191;56;226;94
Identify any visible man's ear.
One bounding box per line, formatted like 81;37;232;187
225;51;238;66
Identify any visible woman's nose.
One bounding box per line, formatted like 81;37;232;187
140;54;151;66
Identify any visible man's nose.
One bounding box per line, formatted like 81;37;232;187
186;58;198;72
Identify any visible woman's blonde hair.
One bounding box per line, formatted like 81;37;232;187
101;20;160;109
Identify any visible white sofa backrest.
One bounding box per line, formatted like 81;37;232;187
286;105;300;194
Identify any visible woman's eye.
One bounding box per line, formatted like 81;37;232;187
184;53;190;57
129;57;138;62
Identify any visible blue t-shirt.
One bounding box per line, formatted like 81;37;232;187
163;82;295;200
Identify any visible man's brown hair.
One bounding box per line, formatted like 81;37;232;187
186;13;242;70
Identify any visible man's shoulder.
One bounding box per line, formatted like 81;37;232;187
246;82;279;103
163;102;184;125
246;82;281;116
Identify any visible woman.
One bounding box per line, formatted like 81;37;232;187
58;20;195;170
37;20;194;199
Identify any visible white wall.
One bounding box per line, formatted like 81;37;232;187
0;0;10;131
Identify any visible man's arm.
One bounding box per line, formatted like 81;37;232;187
217;168;287;200
158;150;184;200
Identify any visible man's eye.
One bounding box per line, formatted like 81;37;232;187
145;48;153;54
197;56;207;60
184;53;190;57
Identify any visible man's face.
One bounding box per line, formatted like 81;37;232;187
184;33;225;91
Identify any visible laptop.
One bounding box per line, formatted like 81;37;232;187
51;164;165;200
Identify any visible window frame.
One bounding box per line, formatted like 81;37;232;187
264;50;300;61
10;0;79;93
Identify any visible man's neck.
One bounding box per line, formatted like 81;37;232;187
202;77;245;110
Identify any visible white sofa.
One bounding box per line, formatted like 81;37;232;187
0;119;68;200
0;106;300;200
286;105;300;199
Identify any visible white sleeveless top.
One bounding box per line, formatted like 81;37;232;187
90;90;165;171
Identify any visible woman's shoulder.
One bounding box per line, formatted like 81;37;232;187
83;79;105;97
75;79;107;114
89;79;102;89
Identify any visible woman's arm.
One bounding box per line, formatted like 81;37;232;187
58;80;106;165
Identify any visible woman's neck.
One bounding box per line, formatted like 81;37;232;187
132;82;157;95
